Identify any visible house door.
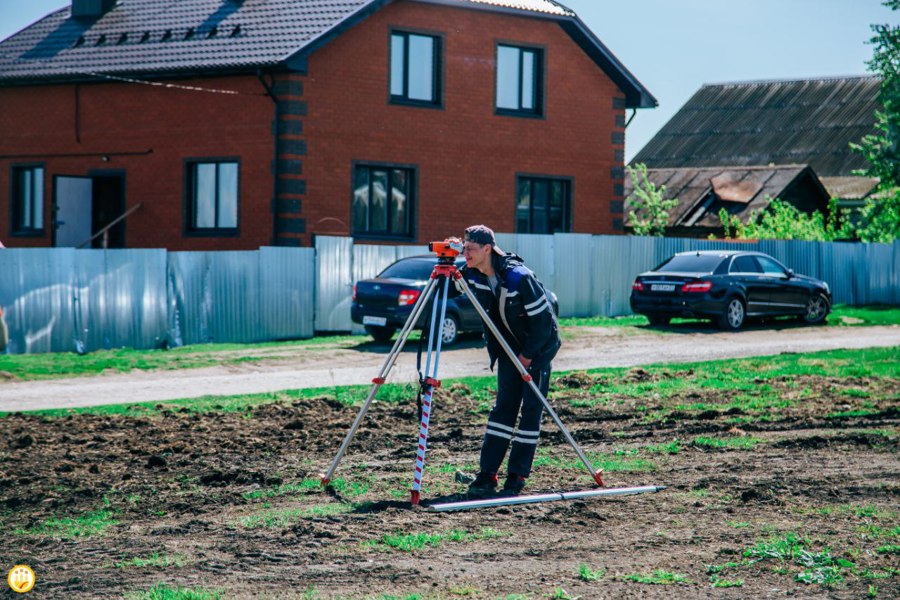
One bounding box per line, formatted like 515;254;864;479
90;175;125;248
53;174;126;248
54;176;93;247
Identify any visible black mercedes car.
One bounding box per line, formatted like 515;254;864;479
352;255;558;345
630;250;832;330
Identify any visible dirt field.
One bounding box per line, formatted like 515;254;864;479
1;358;898;599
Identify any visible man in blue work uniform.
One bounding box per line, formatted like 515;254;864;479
460;225;561;497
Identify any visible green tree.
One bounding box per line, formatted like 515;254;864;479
849;0;900;243
717;198;855;242
625;163;678;236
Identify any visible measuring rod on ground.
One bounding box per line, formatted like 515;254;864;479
321;238;665;508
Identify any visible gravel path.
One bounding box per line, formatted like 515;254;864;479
1;324;898;412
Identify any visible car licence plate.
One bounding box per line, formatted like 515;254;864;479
363;315;387;326
651;283;676;292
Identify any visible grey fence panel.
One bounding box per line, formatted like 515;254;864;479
207;252;261;343
0;249;78;354
167;251;261;345
259;247;316;340
494;233;556;291
72;250;168;353
315;236;354;332
866;243;894;305
593;235;644;316
552;234;595;317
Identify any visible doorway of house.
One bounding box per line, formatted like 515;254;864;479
54;173;125;248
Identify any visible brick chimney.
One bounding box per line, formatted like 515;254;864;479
72;0;117;19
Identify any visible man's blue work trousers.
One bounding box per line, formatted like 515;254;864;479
478;354;551;478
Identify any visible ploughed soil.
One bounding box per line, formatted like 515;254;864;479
1;369;898;599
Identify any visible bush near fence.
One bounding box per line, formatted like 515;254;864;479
0;236;897;354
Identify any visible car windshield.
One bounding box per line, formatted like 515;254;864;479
654;254;724;273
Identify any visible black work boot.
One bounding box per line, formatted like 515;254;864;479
501;473;526;496
467;471;498;499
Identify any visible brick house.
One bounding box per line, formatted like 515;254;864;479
0;0;655;250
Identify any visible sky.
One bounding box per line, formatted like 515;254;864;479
0;0;895;160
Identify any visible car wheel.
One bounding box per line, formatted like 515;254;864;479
439;314;460;346
647;315;671;326
803;293;830;324
718;297;745;331
364;325;396;343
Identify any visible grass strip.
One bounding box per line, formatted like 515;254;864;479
4;345;897;419
125;584;222;600
1;305;896;383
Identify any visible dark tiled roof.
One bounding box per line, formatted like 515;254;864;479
0;0;655;108
631;76;880;176
623;164;828;228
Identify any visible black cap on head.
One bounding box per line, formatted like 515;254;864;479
464;224;504;255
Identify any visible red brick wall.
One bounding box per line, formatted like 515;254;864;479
0;76;273;249
302;0;626;245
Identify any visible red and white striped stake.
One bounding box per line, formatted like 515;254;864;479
410;379;438;506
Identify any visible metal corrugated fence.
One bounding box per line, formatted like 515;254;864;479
0;236;897;354
1;246;314;354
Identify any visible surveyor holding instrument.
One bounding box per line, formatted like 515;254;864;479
458;225;561;497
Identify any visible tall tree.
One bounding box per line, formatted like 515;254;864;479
850;0;900;242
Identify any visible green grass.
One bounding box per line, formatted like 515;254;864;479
692;436;764;450
2;305;896;384
125;584;222;600
877;544;900;555
577;563;606;581
5;345;898;420
237;502;353;528
619;570;691;585
371;528;504;552
828;304;900;327
242;477;369;501
0;334;362;382
116;553;186;569
16;508;118;538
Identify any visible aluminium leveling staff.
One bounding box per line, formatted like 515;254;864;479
458;225;561;498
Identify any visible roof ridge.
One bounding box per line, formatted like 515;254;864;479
642;164;811;172
700;74;880;88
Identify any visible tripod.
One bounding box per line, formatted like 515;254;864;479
321;245;604;506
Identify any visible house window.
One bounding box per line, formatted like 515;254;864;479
516;176;571;234
390;31;441;106
352;165;414;238
496;44;543;116
185;160;238;234
11;166;44;234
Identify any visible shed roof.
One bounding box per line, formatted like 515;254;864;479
0;0;656;108
631;76;880;177
624;164;828;229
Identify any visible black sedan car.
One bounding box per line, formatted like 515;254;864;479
352;255;558;345
630;250;832;330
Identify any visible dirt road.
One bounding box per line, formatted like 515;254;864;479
2;323;898;412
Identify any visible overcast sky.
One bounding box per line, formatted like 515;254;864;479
0;0;894;160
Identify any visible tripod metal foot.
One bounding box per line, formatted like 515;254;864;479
593;472;605;487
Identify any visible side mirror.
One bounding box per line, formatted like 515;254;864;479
786;269;794;278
